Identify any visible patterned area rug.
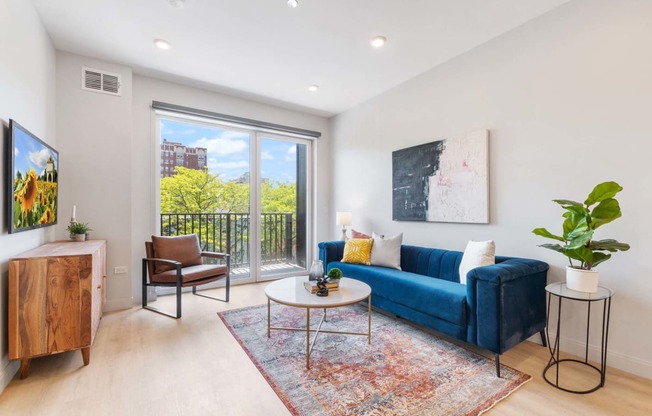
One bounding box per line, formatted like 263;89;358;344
218;304;530;416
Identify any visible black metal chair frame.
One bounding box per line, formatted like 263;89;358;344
142;253;230;319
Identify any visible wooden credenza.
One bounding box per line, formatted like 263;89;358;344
8;240;107;378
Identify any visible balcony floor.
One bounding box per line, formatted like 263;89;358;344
231;262;306;279
155;262;306;296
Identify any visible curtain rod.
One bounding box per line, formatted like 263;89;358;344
151;101;321;138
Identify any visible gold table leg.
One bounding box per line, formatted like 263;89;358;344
306;307;311;369
267;296;372;370
368;295;372;344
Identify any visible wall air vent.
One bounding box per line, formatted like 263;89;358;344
81;67;122;96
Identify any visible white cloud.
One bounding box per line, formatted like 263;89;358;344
214;161;249;169
14;147;19;156
29;148;51;168
261;151;274;160
193;135;248;156
285;145;297;161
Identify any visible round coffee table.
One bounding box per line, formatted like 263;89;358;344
265;276;371;369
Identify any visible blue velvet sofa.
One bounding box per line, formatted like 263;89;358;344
318;241;549;376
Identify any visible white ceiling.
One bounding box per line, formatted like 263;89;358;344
32;0;568;117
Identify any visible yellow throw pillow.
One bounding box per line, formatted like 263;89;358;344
342;238;373;265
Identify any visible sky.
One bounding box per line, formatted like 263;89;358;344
12;124;58;179
160;119;298;183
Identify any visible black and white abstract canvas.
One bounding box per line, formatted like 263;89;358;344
392;130;489;223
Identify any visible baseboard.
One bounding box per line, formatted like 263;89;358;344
542;328;652;380
0;359;19;395
103;297;133;312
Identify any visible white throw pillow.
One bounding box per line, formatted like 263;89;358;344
370;232;403;270
459;240;495;285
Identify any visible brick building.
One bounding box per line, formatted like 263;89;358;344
160;139;207;177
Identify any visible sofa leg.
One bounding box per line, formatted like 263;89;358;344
495;354;501;378
540;329;547;347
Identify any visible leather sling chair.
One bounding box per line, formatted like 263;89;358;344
142;234;230;318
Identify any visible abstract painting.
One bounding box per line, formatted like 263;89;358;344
392;130;489;223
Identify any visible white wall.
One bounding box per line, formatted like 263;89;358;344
330;0;652;378
131;75;331;302
0;0;56;391
55;52;134;311
54;56;331;314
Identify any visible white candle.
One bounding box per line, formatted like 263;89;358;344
72;205;76;221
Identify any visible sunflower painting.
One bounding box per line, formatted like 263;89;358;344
9;120;59;233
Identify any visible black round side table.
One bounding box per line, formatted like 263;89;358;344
543;282;613;394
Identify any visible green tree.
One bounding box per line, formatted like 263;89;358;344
220;180;250;213
160;167;298;263
160;166;249;214
261;181;296;214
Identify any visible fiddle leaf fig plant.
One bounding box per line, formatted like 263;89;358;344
532;181;630;270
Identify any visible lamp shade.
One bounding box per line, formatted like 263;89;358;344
336;211;352;226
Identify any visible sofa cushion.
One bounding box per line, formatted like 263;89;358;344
331;262;467;327
351;229;371;239
459;240;495;285
400;245;464;282
342;238;373;265
370;232;402;270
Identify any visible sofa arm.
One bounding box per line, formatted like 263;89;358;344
318;241;345;270
466;258;548;354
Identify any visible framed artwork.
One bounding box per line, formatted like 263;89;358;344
392;130;489;224
7;119;59;233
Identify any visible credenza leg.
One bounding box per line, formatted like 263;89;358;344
81;347;90;366
20;359;30;379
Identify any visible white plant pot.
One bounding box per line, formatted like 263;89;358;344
566;266;599;293
74;234;86;242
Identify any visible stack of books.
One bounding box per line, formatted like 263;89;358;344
304;280;340;294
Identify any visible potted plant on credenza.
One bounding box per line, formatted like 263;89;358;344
532;181;630;293
67;222;92;242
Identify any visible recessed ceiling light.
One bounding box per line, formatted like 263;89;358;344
287;0;298;8
370;36;387;48
154;39;171;50
168;0;186;7
308;85;319;92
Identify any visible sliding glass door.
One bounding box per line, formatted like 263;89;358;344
258;135;310;281
156;115;310;284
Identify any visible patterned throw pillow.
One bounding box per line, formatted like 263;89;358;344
341;238;374;265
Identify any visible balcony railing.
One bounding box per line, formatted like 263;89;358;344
160;213;294;269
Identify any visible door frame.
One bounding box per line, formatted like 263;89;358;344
152;111;314;287
254;132;313;282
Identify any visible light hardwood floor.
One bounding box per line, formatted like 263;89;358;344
0;282;650;416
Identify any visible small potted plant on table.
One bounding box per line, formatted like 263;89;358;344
532;181;630;293
67;222;92;242
327;267;343;284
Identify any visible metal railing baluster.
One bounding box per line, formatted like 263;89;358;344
159;212;294;270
